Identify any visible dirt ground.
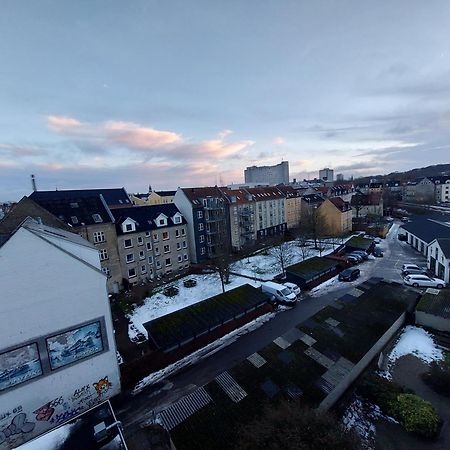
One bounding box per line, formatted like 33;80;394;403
375;354;450;450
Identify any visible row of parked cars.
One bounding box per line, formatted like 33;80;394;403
261;281;301;307
402;264;446;289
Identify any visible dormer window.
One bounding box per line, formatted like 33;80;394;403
71;216;78;224
159;219;165;226
173;215;182;224
126;224;133;232
92;214;103;223
155;214;168;227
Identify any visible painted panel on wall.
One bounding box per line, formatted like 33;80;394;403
46;322;103;370
0;344;42;392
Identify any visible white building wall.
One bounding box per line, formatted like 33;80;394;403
0;228;120;448
174;189;197;263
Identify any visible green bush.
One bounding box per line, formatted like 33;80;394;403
396;394;440;438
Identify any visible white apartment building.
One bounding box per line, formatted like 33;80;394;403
0;219;120;448
319;168;334;182
244;161;289;185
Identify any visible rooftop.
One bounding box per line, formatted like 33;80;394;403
400;218;450;244
417;289;450;319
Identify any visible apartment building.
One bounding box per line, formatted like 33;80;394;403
130;189;176;206
319;168;334;182
30;189;131;293
246;187;286;239
221;188;256;252
276;185;302;230
244;161;289;185
435;179;450;203
319;197;353;235
300;194;324;221
112;204;189;284
351;192;384;218
0;218;120;448
174;187;230;263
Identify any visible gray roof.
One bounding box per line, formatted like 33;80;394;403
400;219;450;244
417;290;450;319
436;238;450;258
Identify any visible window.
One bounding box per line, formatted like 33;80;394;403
197;211;203;219
137;236;144;245
158;218;166;226
183;254;189;261
99;249;108;261
200;247;206;255
165;257;172;266
101;267;110;278
199;235;204;243
128;268;136;278
139;250;145;260
145;231;151;237
174;215;182;224
146;242;152;251
125;223;133;232
92;214;103;223
156;260;162;269
124;238;133;248
162;231;169;240
181;228;186;236
198;223;204;231
182;240;187;249
176;242;182;250
153;233;159;241
148;256;153;265
0;343;43;391
126;253;134;263
93;231;105;243
71;216;78;224
141;265;147;274
177;255;183;263
155;246;160;255
46;321;103;370
164;244;170;253
175;229;180;238
149;268;153;276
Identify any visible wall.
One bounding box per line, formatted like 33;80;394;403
174;190;197;263
317;312;406;412
0;228;121;448
416;311;450;333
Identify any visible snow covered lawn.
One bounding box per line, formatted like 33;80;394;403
128;273;261;341
230;238;343;281
388;325;443;366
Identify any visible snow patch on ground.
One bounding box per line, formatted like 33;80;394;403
381;325;443;378
128;273;261;340
133;311;275;394
342;396;397;449
308;275;341;297
18;421;78;450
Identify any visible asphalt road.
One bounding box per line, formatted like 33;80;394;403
115;221;428;435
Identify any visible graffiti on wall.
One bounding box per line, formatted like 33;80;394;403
0;414;35;446
0;373;118;448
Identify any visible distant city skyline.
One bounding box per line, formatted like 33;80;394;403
1;1;450;200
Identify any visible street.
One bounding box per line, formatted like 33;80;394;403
115;221;428;436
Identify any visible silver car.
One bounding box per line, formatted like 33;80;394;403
403;274;446;289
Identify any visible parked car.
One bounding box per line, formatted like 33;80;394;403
283;282;301;297
347;252;363;262
402;264;421;272
339;267;361;282
402;267;428;276
261;281;297;306
403;274;446;289
351;250;369;260
373;246;384;257
346;255;360;265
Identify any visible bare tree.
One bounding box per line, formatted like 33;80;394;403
270;236;294;277
296;233;314;261
300;206;328;249
351;192;366;219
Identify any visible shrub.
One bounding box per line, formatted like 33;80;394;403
396;394;440;438
163;286;179;297
234;400;362;450
422;361;450;397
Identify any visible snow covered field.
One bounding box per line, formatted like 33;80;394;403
128;273;261;341
230;238;342;281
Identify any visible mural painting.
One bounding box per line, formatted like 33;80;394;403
46;322;103;370
0;344;42;391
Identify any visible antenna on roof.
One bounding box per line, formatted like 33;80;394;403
31;174;37;192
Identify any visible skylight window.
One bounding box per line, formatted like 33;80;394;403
71;216;78;224
92;214;103;223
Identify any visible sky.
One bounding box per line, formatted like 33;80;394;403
1;0;450;200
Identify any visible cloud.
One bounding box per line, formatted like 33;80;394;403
47;115;82;132
273;136;286;145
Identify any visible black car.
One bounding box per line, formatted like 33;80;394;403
373;246;383;257
339;267;360;281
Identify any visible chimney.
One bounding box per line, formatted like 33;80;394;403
31;174;37;192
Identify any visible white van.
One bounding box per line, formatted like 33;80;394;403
261;281;297;305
